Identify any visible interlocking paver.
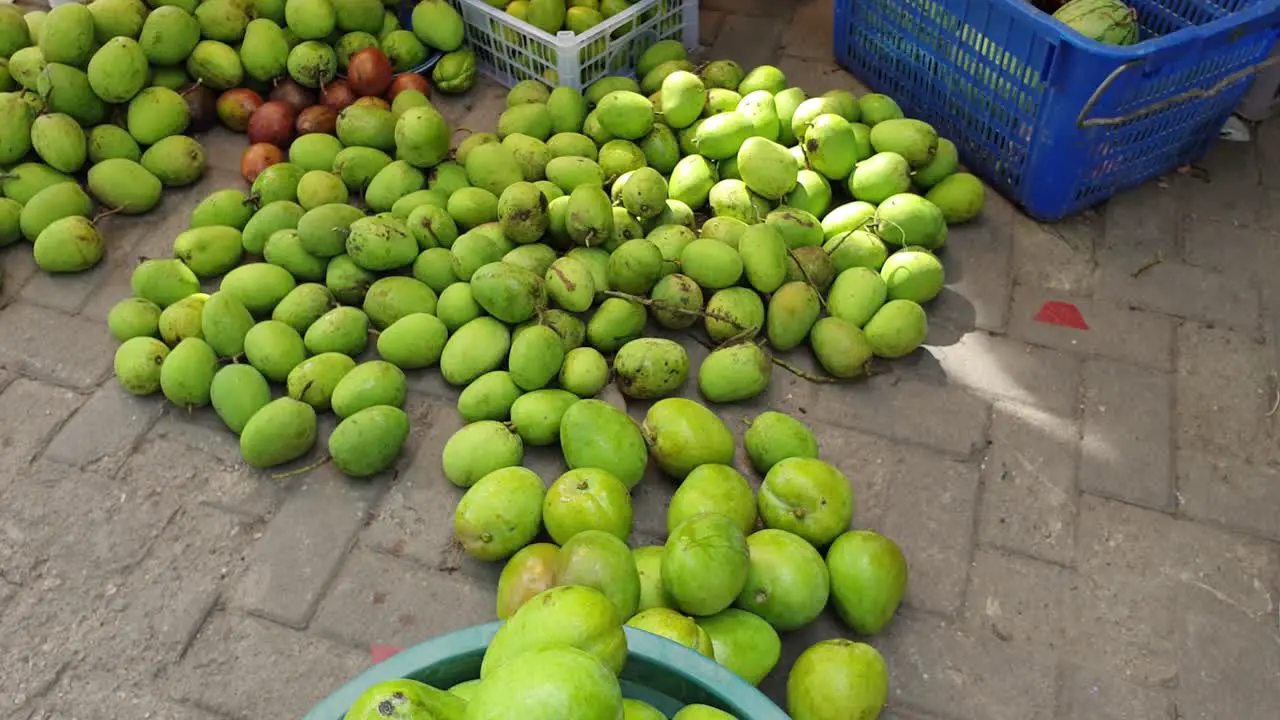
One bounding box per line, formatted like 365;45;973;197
710;14;787;71
1007;284;1176;371
1057;662;1175;720
1176;321;1279;466
168;611;367;719
962;548;1073;652
1095;259;1261;331
1011;213;1096;295
930;189;1014;333
0;304;115;389
312;549;495;650
0;379;84;488
231;466;386;629
927;330;1081;415
1175;605;1280;718
781;0;836;62
44;382;164;472
978;401;1079;566
1176;449;1280;542
1098;178;1181;269
1079;359;1174;510
26;671;226;720
876;609;1057;720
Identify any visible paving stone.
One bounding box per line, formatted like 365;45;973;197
312;549;495;650
0;378;84;488
0;242;39;307
977;402;1078;566
1174;604;1280;719
1095;259;1260;331
0;303;115;389
1180;136;1265;227
710;15;786;72
26;671;225;720
962;548;1073;652
1079;359;1173;510
814;423;981;615
1057;663;1175;720
363;399;466;568
1176;322;1279;466
231;466;385;628
43;382;165;473
926;331;1081;415
122;435;280;521
1068;495;1280;686
1181;216;1280;285
780;0;835;61
17;258;115;314
201;128;251;175
929;188;1013;333
0;460;181;589
1011;211;1097;295
776;55;869;96
874;609;1057;720
1007;284;1176;371
805;371;990;458
0;583;84;711
1098;178;1181;269
80;504;257;678
168;611;367;719
149;405;248;467
1176;449;1280;543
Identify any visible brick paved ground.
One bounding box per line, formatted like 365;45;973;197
4;1;1280;718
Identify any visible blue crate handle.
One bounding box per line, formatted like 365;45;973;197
1076;50;1280;127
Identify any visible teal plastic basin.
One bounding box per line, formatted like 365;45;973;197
303;622;789;719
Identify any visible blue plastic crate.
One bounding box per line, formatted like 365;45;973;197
833;0;1280;221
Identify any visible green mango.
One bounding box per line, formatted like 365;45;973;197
126;86;190;145
332;146;392;191
509;388;578;446
86;36;148;104
107;297;162;341
210;364;272;435
240;17;290;82
704;287;763;344
140;135;206;187
679;238;743;290
585;297;645;353
87;158;161;215
159;337;218;408
157;293;208;345
698;343;771;403
325;254;377;305
263;228;327;281
114;337;169;396
365;160;426;213
362;275;437;329
289;133;343;173
173;226;244;278
329;405;410;478
558;346;608;398
0;163;72;205
286;351;356;411
242;200;306;255
508;324;564;391
271;282;334;334
19;182;92;242
192;189;256;230
434;282;480;332
412;247;459;293
186;40;244;89
441;420;524;488
201;291;257;358
766;282;822;352
32;214;104;273
220;262;298;316
295;171;349;211
647;273;703;330
39;4;95;66
131;258;199;308
251;162;304;205
469;261;546;325
345;214;418;271
330;360;407;418
544;255;595;313
377;313;448;370
37;63;107;126
743;410;819;476
737;223;790;294
612;338;688;400
30;113;86;173
297;202;365;258
641;398;735;480
239;397;318;468
243;319;307;382
559;398;647;489
457;370;522;422
303;305;369;356
140;7;201;66
439;316;511;387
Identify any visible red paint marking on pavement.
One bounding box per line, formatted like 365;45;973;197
370;645;405;664
1033;301;1089;330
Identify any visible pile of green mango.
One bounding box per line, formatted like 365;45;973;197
0;0;477;276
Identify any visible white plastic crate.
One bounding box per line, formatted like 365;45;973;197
446;0;698;90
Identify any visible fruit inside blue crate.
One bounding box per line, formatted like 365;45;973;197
1047;0;1140;46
